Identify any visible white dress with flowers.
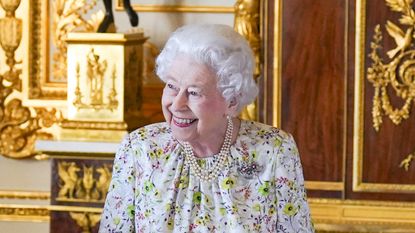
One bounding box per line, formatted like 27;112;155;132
99;120;314;233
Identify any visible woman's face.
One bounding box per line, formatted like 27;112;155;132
161;55;232;145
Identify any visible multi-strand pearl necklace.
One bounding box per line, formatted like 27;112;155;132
184;116;233;182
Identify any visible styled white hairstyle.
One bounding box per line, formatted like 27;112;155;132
156;24;258;113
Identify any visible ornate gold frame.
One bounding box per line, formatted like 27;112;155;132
353;0;415;193
26;0;67;100
115;0;234;13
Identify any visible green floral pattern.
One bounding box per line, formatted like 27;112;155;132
100;120;314;232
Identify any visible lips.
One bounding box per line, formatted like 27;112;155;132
173;116;197;127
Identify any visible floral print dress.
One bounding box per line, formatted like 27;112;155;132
99;120;314;233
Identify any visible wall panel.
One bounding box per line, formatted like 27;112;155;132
280;0;347;194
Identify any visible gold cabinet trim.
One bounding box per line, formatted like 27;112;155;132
310;198;415;231
354;0;415;193
0;204;49;222
2;200;415;231
305;181;344;191
0;190;49;200
272;0;283;128
115;1;234;13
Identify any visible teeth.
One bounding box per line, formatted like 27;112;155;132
174;117;194;124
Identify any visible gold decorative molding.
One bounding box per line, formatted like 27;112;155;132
273;0;283;128
305;181;344;191
261;0;269;124
115;0;234;13
29;0;65;99
49;205;102;213
0;204;102;222
354;0;415;193
60;120;127;130
234;0;260;121
57;161;112;203
310;198;415;232
0;204;49;222
0;190;49;200
3;199;415;232
2;199;415;232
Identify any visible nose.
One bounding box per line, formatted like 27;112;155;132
171;91;188;111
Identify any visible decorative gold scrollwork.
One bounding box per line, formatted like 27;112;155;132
73;48;118;111
367;0;415;131
57;162;112;202
69;212;101;233
234;0;261;121
52;0;102;81
399;153;414;172
0;0;58;158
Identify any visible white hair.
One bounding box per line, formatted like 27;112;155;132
156;24;258;113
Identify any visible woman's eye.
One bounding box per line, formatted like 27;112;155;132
189;91;200;96
167;83;174;89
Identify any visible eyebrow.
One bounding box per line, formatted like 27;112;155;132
165;76;206;89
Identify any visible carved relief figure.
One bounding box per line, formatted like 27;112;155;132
93;165;112;200
87;48;107;106
82;165;95;200
58;162;80;199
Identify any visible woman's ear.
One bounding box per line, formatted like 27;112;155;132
227;97;239;116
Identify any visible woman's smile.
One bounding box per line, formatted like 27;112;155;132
172;116;197;127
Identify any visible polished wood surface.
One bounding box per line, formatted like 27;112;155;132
280;0;346;185
344;0;415;202
362;0;415;185
263;0;415;201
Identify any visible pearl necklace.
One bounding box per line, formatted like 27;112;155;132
184;116;233;182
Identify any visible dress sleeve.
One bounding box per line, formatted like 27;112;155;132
99;134;136;233
276;133;314;232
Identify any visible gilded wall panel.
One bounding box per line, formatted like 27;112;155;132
354;0;415;196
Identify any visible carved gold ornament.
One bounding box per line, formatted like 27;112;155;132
57;162;112;202
234;0;261;121
367;0;415;172
69;212;101;233
399;153;414;171
73;48;118;111
52;0;100;81
367;0;415;131
0;0;58;158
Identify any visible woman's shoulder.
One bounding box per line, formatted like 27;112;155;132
240;120;293;143
128;122;172;144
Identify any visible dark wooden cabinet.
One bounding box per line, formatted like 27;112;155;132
260;0;415;231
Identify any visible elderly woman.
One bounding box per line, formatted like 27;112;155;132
100;24;314;232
